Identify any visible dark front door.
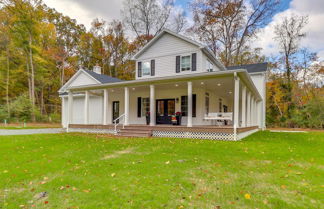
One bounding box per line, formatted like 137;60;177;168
112;101;120;123
156;99;175;124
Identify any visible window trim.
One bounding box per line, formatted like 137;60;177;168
141;97;150;117
181;94;196;117
180;55;191;71
141;60;151;77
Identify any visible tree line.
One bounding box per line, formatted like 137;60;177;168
0;0;323;128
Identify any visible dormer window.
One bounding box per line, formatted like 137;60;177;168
142;61;151;76
207;60;214;72
181;55;191;71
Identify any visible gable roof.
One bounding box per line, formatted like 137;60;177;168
58;69;122;94
132;29;226;71
227;63;268;73
83;69;122;84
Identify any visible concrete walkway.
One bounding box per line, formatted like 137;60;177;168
0;128;65;136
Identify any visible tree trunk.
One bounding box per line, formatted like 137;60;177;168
285;55;292;119
29;33;36;122
6;46;10;118
26;54;32;101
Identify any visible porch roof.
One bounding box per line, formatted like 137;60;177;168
67;69;262;100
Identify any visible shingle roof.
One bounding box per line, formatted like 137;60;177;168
83;69;123;84
227;63;268;73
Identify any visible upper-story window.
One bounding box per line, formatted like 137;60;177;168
142;61;151;76
181;55;191;71
207;60;214;72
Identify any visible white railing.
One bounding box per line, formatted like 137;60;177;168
113;114;125;135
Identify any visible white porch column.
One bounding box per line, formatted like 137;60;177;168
251;97;255;126
247;91;251;126
84;90;89;124
124;87;129;126
241;85;247;127
61;97;66;128
233;75;240;128
150;85;156;126
187;81;193;127
254;99;257;126
103;89;109;125
68;91;73;126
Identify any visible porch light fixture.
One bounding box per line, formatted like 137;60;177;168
229;91;232;94
217;83;221;87
176;98;179;103
175;84;179;87
201;82;204;85
132;88;135;91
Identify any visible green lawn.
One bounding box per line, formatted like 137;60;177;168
0;131;323;209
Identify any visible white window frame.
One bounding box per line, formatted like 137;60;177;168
142;61;151;76
207;60;214;72
181;55;191;71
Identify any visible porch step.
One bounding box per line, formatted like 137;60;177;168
118;128;152;138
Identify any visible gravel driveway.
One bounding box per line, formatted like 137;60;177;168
0;128;65;136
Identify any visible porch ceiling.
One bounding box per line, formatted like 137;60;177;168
67;69;262;101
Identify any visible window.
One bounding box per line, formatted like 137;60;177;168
205;93;210;114
181;55;191;71
207;60;214;72
142;61;151;76
181;94;196;117
142;98;150;116
219;98;223;112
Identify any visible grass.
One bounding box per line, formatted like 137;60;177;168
0;131;323;209
0;123;61;130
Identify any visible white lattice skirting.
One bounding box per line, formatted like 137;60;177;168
152;131;235;141
67;128;116;134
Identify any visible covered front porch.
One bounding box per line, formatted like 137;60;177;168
62;71;262;140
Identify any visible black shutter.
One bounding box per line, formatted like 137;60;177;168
137;97;142;117
176;56;180;73
192;53;197;71
151;60;155;76
138;62;142;77
193;94;196;117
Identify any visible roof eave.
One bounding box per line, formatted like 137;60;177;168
67;69;262;100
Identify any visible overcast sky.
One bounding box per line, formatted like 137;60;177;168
42;0;324;60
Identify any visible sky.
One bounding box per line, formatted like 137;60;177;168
42;0;324;60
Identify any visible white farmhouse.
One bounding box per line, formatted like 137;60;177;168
59;29;267;140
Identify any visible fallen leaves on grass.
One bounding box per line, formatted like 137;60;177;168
83;189;91;193
244;193;251;199
111;173;116;177
165;161;170;164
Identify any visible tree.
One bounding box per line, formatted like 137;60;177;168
274;14;308;120
122;0;174;38
191;0;279;66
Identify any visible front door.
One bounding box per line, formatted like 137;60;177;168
112;101;120;123
156;99;175;124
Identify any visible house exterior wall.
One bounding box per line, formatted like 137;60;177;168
70;72;98;87
126;86;232;126
135;33;220;80
89;96;103;124
250;73;266;128
62;86;232;127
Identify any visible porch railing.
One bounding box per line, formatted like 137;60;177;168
113;114;125;135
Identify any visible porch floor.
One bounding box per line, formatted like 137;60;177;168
69;124;258;134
